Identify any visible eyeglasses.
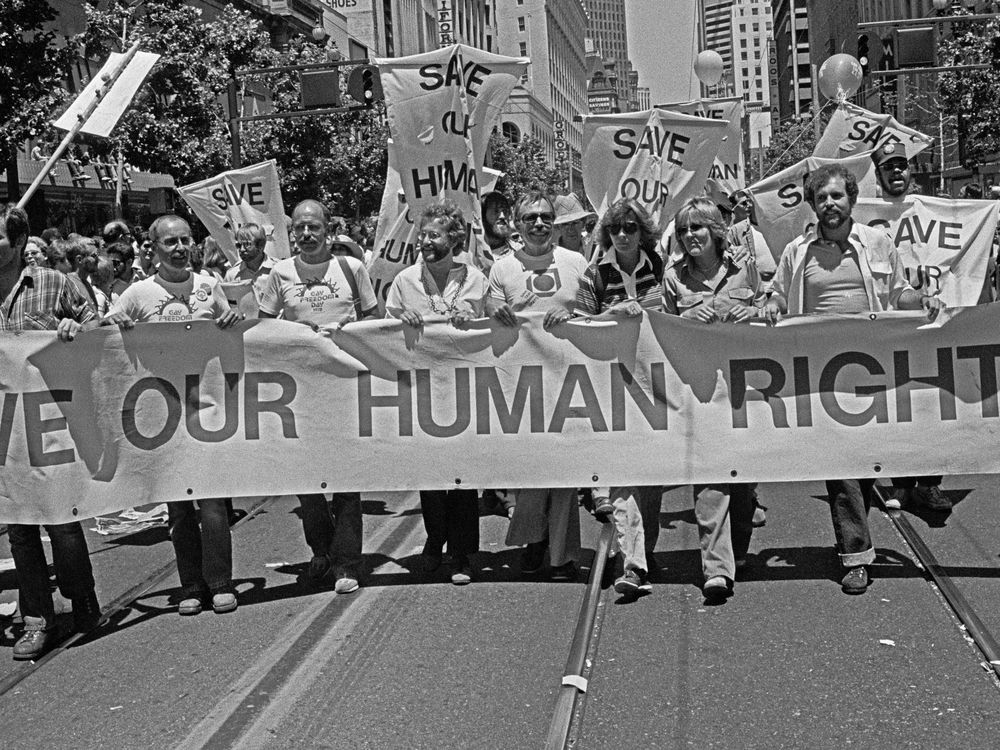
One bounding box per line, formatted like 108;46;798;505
607;221;639;235
676;223;706;235
518;212;555;225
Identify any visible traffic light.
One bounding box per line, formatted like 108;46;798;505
992;34;1000;72
857;34;870;76
347;64;383;106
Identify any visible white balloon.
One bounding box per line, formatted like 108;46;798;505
694;50;725;86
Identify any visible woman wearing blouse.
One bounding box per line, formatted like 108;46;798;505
663;197;766;601
385;201;488;584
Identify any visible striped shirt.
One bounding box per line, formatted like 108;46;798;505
574;247;664;315
0;267;96;331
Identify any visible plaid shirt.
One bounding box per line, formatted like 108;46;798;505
0;267;96;332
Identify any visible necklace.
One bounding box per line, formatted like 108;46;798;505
421;263;468;314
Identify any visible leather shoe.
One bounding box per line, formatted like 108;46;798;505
841;566;869;594
13;621;52;661
703;576;732;599
211;593;237;614
178;597;203;616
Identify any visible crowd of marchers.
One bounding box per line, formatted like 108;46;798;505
1;142;991;661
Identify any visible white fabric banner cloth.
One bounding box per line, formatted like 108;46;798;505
812;102;934;161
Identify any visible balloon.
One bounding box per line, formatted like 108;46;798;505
817;54;864;100
694;50;725;86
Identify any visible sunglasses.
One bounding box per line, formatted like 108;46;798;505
519;212;555;225
676;223;706;235
608;221;640;235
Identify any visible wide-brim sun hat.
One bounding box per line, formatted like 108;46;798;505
553;194;597;225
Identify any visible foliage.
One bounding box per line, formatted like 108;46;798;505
936;16;1000;168
0;0;75;176
487;132;569;204
749;105;832;184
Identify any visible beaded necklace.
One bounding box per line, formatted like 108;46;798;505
421;262;467;314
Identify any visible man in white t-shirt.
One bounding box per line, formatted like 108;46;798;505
103;215;241;616
486;190;589;582
259;199;378;594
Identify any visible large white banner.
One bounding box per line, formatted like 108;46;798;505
813;102;934;161
178;161;290;265
4;307;1000;524
748;153;878;259
656;96;746;204
854;196;999;306
582;108;728;230
373;44;528;219
53;50;160;138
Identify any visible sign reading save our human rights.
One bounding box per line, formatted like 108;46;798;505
3;309;1000;525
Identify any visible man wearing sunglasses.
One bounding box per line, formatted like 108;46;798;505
486;190;589;581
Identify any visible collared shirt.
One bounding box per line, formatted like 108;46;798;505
574;247;663;315
0;267;96;331
772;221;912;315
224;256;278;304
662;254;766;320
384;258;488;318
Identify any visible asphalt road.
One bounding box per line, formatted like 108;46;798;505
2;478;1000;749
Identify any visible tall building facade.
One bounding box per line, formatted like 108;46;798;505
771;0;812;121
497;0;588;188
699;0;735;95
585;0;638;110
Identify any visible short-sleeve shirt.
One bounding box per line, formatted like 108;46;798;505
662;256;766;320
108;273;229;322
488;246;589;313
224;256;277;303
258;255;378;325
385;260;488;318
575;247;664;315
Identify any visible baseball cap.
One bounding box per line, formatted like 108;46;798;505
872;142;909;167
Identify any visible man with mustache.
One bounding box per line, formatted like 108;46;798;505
763;164;943;595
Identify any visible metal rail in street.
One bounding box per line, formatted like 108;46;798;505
875;484;1000;681
0;496;277;698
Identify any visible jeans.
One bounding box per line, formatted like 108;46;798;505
610;485;662;574
826;478;876;567
299;492;363;575
9;522;96;628
692;484;754;582
506;487;581;566
420;489;479;559
168;499;233;597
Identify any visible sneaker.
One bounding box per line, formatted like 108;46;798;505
308;554;332;581
912;485;952;512
72;592;101;632
703;576;731;599
450;559;473;586
178;597;203;616
550;561;577;582
211;593;238;614
593;495;614;518
334;574;360;594
13;619;52;661
520;541;546;575
884;487;908;510
752;504;767;528
614;569;652;595
841;566;869;595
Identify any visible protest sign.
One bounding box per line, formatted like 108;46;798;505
3;307;1000;524
854;196;999;306
656;96;746;204
748;153;878;258
813;102;934;161
53;51;160;138
178;161;290;265
373;44;528;220
582;108;728;230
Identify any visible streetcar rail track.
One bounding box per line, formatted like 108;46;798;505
875;483;1000;680
0;495;277;698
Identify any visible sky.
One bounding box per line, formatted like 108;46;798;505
626;0;699;105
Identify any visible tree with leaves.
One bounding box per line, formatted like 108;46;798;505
487;132;568;204
0;0;76;200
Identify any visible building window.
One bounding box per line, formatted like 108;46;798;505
519;41;527;56
517;16;525;32
502;122;521;143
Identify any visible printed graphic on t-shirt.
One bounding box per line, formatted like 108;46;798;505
155;282;214;322
293;278;343;313
525;268;561;297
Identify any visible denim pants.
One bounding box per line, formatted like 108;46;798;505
826;478;876;567
692;483;754;582
298;492;363;575
505;488;581;567
610;485;663;574
168;499;233;597
9;522;96;628
420;489;479;559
